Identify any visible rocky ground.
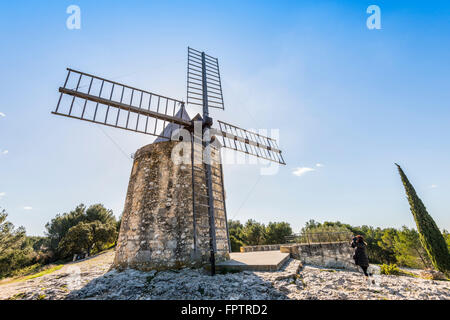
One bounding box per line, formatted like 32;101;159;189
0;250;448;300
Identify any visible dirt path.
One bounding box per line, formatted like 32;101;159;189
0;250;114;300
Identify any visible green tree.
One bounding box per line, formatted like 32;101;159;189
265;222;293;244
228;220;244;252
85;204;116;225
229;235;245;252
378;228;398;264
24;236;50;252
58;222;93;257
300;220;352;235
58;221;117;257
396;164;450;274
0;209;33;278
303;219;321;230
393;226;431;269
45;203;117;258
90;221;117;253
241;219;266;245
443;230;450;252
359;226;393;264
45;204;86;252
114;215;122;246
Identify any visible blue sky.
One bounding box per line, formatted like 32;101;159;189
0;1;449;236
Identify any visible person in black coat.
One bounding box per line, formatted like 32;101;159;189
351;235;370;277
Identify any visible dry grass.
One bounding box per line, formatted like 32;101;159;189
0;265;64;285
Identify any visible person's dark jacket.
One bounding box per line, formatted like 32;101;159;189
351;241;369;267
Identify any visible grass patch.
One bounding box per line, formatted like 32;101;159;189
319;269;336;273
1;247;114;285
7;292;26;300
3;265;64;284
23;265;64;280
10;263;44;277
399;270;418;278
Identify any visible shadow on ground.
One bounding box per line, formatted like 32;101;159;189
66;260;298;300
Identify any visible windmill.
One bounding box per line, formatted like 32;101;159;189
52;47;286;275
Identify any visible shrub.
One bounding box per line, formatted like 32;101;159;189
230;235;245;252
380;263;401;275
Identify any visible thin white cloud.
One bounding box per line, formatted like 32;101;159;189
1;150;8;155
292;167;316;177
0;112;5;117
316;163;324;167
0;192;5;198
430;184;438;189
23;206;33;210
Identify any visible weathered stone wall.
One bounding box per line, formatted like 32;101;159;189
240;244;281;252
191;142;229;258
239;242;357;270
114;141;229;271
280;242;358;270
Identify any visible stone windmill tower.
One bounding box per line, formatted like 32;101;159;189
52;48;286;274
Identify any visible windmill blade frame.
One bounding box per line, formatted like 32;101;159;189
53;68;189;140
187;47;224;110
213;120;286;165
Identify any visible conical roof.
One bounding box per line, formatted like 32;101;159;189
154;106;191;143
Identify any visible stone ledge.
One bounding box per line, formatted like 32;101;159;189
240;244;282;252
216;252;290;272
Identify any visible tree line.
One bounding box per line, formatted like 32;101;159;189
228;218;450;269
228;220;293;252
1;164;449;278
2;206;449;280
0;204;120;279
231;164;450;276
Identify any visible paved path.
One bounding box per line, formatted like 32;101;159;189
216;251;290;271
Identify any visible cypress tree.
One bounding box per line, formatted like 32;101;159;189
395;163;450;274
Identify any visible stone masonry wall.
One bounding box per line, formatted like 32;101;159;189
113;141;229;271
280;242;358;270
239;242;357;270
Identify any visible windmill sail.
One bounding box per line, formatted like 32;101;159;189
53;68;189;140
213;120;286;165
187;47;224;110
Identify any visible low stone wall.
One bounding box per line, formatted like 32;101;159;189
240;244;281;252
240;242;359;271
280;242;358;270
